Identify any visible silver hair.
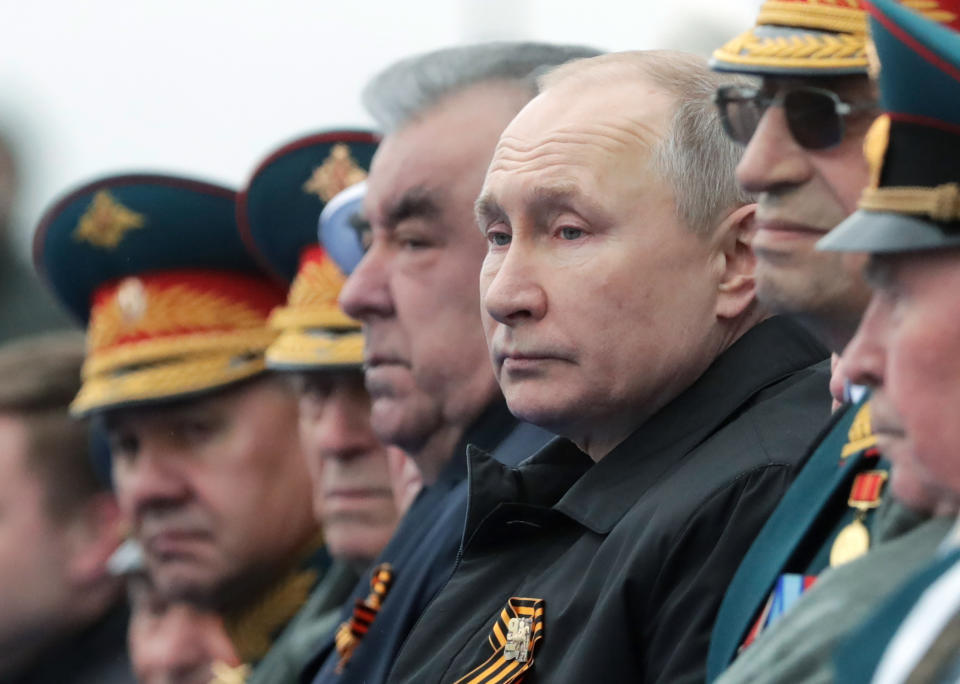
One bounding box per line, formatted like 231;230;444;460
540;51;756;236
362;42;603;134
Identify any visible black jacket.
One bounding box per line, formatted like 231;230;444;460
304;401;553;684
387;317;830;684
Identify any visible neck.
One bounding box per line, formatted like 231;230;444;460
407;423;468;486
571;419;642;462
405;398;497;486
794;308;863;355
572;315;763;462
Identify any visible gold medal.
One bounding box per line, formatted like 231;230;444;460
829;469;888;567
830;516;871;567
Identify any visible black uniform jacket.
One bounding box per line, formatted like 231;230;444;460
304;401;553;684
387;317;830;684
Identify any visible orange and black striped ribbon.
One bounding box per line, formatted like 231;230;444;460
454;597;545;684
334;563;393;674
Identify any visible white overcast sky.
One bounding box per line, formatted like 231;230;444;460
0;0;761;257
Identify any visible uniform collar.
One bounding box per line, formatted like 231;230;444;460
223;534;331;665
464;317;826;542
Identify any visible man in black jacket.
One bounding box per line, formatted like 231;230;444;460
303;43;599;684
387;50;830;684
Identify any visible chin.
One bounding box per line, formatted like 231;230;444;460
889;470;942;515
503;393;571;434
152;564;219;605
370;399;440;453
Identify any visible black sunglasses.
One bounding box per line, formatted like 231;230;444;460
713;85;875;150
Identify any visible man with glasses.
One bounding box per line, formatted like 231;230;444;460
706;1;959;682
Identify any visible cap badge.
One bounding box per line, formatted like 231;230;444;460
302;144;368;202
73;190;146;249
116;277;148;325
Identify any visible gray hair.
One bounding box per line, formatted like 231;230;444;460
362;42;603;134
540;51;755;235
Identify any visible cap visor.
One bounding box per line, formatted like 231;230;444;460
818;210;960;252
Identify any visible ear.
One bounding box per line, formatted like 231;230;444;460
64;492;124;588
712;203;758;320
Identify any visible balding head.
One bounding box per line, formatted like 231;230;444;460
478;50;760;458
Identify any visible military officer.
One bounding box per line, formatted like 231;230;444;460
33;173;324;682
708;1;960;680
705;2;893;678
235;129;411;682
815;1;960;680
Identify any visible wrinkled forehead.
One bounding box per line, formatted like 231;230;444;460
485;82;673;199
497;80;672;159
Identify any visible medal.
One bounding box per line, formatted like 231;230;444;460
504;616;533;662
829;470;888;567
829;517;872;566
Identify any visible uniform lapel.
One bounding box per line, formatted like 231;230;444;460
707;398;868;680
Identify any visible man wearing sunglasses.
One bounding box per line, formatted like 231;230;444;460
704;1;960;683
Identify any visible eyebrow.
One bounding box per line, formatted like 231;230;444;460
381;186;441;229
475;193;508;231
475;183;608;232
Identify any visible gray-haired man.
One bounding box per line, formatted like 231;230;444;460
302;42;599;684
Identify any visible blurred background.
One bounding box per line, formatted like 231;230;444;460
0;0;761;275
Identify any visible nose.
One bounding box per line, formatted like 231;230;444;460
113;447;190;522
481;241;547;326
735;107;811;195
309;390;378;461
339;241;394;322
841;294;888;390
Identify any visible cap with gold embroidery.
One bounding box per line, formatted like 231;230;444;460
33;174;287;416
820;0;960;251
712;0;871;76
237;130;378;371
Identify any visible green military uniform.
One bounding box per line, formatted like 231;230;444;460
706;396;888;678
818;1;960;681
705;2;899;678
32;172;340;684
232;130;380;684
